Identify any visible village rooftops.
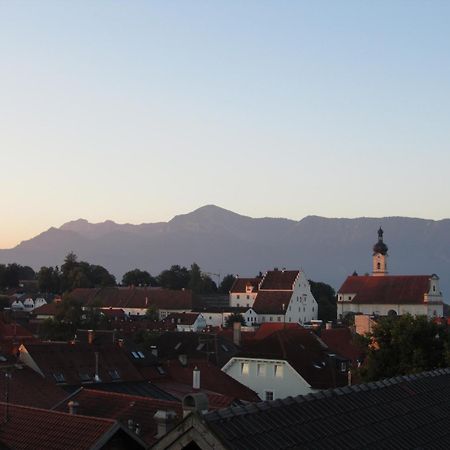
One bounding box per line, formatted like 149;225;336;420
230;278;260;294
258;270;300;291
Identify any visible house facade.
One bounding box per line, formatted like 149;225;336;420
337;229;444;318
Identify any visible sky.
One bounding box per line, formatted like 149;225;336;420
1;1;450;248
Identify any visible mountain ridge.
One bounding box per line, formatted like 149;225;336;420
1;205;449;295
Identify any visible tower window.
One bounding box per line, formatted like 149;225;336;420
377;262;381;270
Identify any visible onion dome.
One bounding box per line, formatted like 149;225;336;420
373;227;388;255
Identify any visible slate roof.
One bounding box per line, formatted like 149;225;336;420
70;286;193;310
235;328;348;389
230;278;260;294
252;291;293;314
201;368;450;450
0;402;146;450
258;270;299;290
55;388;182;445
338;275;436;305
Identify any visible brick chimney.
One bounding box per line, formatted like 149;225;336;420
193;366;200;390
87;330;94;345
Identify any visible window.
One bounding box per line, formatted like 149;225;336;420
237;303;240;307
52;372;65;383
156;366;166;375
274;364;283;378
221;344;229;352
312;306;314;312
174;342;182;350
270;317;273;322
131;351;140;359
241;362;249;375
262;317;265;322
246;295;250;300
236;295;240;299
257;363;266;376
109;369;121;380
288;317;291;322
433;285;436;292
79;372;92;382
265;391;274;401
196;343;205;351
246;303;249;307
277;317;281;322
377;262;381;270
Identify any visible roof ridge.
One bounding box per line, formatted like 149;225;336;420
83;388;179;405
203;367;450;421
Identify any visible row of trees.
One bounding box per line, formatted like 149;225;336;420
0;263;36;289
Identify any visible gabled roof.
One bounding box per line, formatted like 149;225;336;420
235;328;348;389
32;302;58;316
230;278;260;294
165;312;201;326
259;270;299;290
20;342;144;385
0;320;34;339
317;327;365;364
253;322;302;340
252;291;293;314
193;368;450;450
338;275;434;304
70;286;193;310
54;388;182;445
0;402;146;450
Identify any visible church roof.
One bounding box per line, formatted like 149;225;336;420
337;275;435;305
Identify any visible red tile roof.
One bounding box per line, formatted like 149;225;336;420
55;388;182;445
338;275;434;304
0;366;68;409
259;270;299;290
165;312;201;326
32;302;58;317
318;327;365;364
0;320;34;339
20;342;144;385
252;291;293;314
230;278;260;293
254;322;302;340
70;286;193;310
237;328;348;389
0;402;145;450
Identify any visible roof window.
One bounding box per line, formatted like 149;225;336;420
108;369;121;380
174;342;182;350
52;372;66;383
79;372;92;382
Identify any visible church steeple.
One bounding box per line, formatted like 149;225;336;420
372;227;388;276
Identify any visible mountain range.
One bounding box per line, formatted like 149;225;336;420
1;205;449;295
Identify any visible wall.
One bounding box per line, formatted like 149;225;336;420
222;357;314;400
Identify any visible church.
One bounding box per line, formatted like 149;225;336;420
337;228;444;318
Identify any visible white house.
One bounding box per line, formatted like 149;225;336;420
165;313;207;332
337;229;445;319
229;278;260;308
222;327;349;400
233;269;318;325
195;307;258;327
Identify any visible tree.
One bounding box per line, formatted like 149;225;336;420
122;269;156;287
309;280;337;322
157;265;190;290
145;304;159;321
37;266;61;293
219;274;236;294
225;312;246;328
359;314;446;382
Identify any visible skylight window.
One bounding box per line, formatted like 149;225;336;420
131;351;140;359
79;372;92;382
196;343;205;351
221;344;229;352
174;342;182;350
52;372;66;383
108;369;121;380
137;351;145;358
156;366;166;375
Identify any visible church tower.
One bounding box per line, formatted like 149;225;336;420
372;227;388;276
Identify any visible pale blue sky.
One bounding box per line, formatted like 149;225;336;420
1;1;450;247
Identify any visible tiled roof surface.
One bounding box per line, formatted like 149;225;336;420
318;327;365;364
0;402;125;450
338;275;433;304
70;286;193;310
165;312;200;326
160;358;260;404
203;368;450;450
0;366;68;409
21;342;144;385
0;320;35;339
259;270;299;290
253;322;302;340
252;291;293;314
230;278;260;293
55;388;182;445
237;328;348;389
85;381;177;401
155;332;239;367
32;302;58;316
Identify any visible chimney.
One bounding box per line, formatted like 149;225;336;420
153;410;178;439
117;338;124;348
68;401;79;415
182;393;209;418
94;351;101;382
135;423;141;436
87;330;94;345
348;370;352;386
193;366;200;390
128;419;134;431
326;321;333;330
150;345;158;357
233;321;241;346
